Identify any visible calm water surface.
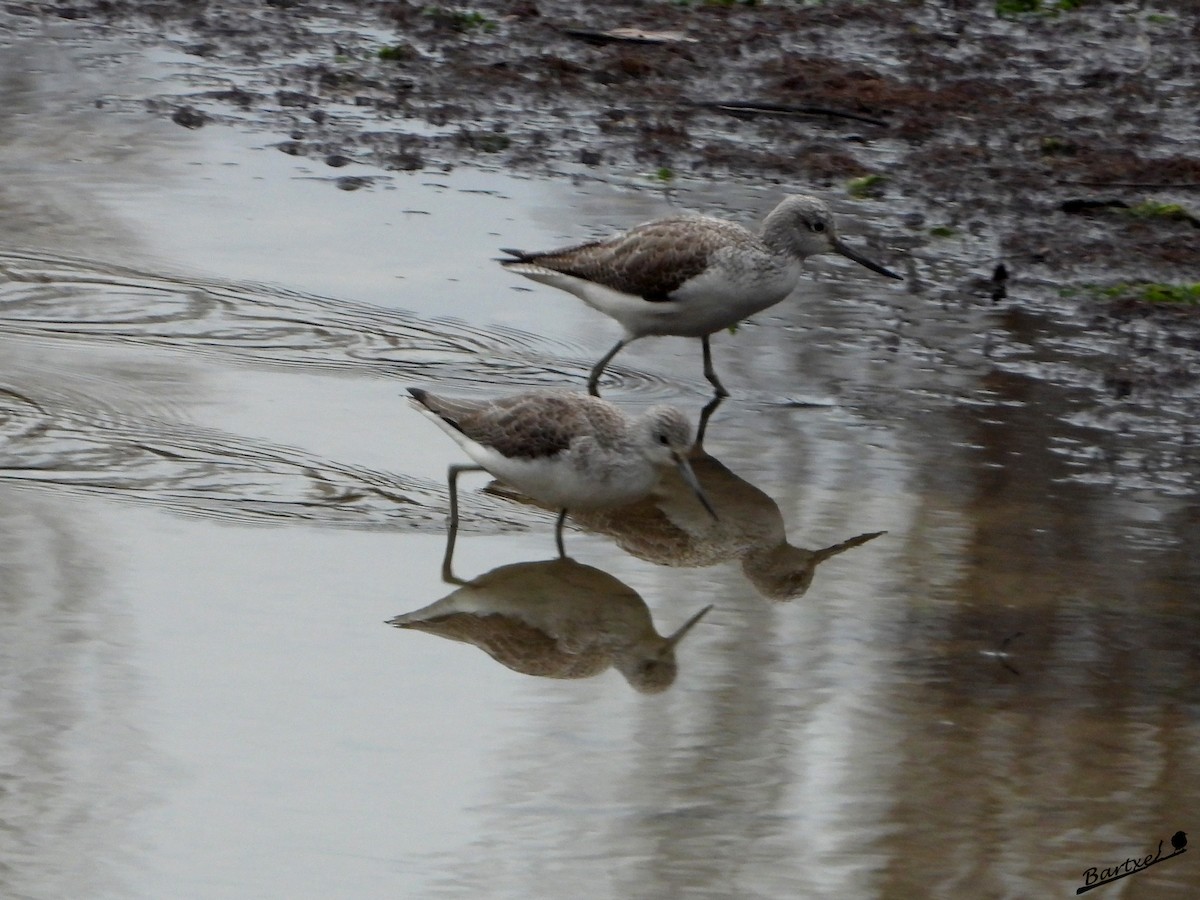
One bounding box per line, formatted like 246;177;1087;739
0;34;1196;900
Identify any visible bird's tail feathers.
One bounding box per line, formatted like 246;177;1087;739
404;387;473;434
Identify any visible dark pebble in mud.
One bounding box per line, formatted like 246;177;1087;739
325;154;352;168
171;106;206;129
389;151;424;171
277;91;318;108
336;176;371;191
1061;198;1129;215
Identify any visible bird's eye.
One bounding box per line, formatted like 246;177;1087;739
810;220;827;233
658;434;670;445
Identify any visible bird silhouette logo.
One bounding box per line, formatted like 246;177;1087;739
1077;829;1189;893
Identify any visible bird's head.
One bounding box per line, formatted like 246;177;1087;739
638;407;718;520
616;604;713;693
764;194;902;280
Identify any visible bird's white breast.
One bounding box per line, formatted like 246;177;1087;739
464;441;658;510
659;258;802;336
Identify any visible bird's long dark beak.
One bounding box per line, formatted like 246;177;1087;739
663;604;714;649
673;452;719;520
812;530;887;563
833;238;903;280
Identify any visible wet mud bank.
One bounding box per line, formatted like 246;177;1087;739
6;0;1199;488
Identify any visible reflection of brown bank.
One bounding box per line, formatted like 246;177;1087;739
387;558;711;693
492;444;883;601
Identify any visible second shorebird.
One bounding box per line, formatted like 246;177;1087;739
500;194;902;397
407;388;716;573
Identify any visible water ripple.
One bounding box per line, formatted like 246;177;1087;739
0;249;689;400
0;380;529;532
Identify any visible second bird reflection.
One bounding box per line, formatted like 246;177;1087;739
491;399;884;601
387;557;711;693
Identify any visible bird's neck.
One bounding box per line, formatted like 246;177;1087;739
760;214;800;258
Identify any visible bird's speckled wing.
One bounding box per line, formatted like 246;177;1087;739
502;216;758;301
397;613;610;678
409;389;625;460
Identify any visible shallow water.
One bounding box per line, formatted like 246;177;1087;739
0;34;1196;900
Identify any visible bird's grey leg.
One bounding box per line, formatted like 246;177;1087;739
587;339;627;397
442;463;485;584
555;508;568;559
701;335;729;398
696;393;725;447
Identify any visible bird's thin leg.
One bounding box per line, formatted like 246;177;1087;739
588;339;627;397
442;464;485;584
701;335;729;398
555;509;568;559
696;393;725;448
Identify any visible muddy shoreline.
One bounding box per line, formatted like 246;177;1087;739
8;0;1200;464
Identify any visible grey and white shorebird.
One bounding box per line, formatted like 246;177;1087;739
406;387;717;572
387;557;712;693
499;194;902;396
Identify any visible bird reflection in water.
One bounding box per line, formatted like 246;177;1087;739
492;397;884;601
387;557;712;693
